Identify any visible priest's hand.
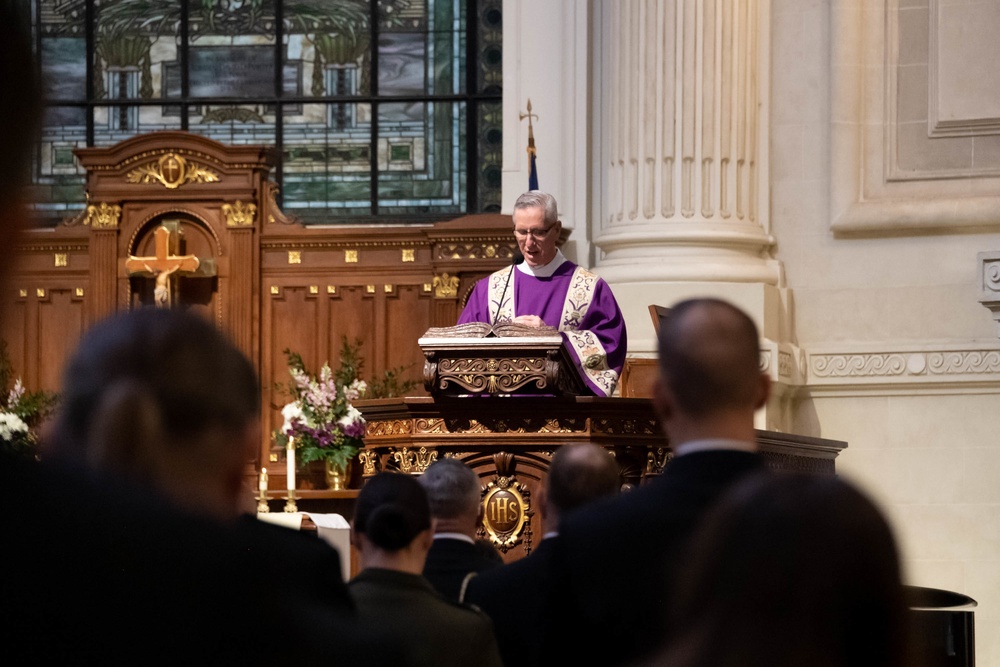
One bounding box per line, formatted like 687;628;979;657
513;315;546;327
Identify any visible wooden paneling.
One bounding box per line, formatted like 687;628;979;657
5;132;526;483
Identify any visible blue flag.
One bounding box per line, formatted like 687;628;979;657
528;148;539;191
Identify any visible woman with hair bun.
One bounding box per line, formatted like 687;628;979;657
349;473;503;667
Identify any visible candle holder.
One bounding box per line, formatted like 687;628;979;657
284;489;298;513
256;488;270;513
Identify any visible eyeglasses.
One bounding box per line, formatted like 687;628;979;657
513;224;556;241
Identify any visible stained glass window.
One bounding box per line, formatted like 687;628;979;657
30;0;502;225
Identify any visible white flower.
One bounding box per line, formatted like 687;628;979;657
0;412;29;442
345;379;368;401
339;405;363;426
280;402;303;434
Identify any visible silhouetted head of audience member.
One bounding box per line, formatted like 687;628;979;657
419;458;483;536
47;308;260;520
543;444;620;532
0;0;42;283
654;298;769;448
660;473;910;667
353;472;434;573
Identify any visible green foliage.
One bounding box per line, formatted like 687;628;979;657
0;340;58;459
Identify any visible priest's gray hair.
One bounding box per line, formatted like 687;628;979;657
514;191;559;225
419;458;483;519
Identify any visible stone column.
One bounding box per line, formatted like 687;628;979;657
594;0;776;287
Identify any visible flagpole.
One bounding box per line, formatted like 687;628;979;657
520;99;539;190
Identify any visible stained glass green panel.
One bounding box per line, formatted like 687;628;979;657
282;103;373;221
29;0;501;225
377;102;466;215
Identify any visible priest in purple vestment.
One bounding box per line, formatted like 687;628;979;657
457;191;628;397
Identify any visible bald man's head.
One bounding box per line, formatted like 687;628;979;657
546;444;620;517
657;299;763;419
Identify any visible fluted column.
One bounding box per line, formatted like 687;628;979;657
594;0;777;285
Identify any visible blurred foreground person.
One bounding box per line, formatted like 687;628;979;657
541;298;771;665
465;443;621;666
658;473;912;667
350;472;503;667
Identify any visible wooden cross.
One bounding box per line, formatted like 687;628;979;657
125;222;209;309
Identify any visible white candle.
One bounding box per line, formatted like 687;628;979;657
259;467;268;494
286;437;296;491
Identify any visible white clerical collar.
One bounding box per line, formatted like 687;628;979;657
517;249;567;278
673;438;757;456
433;532;475;544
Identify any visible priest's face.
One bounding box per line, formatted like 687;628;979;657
513;205;560;268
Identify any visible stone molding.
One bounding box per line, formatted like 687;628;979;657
803;344;1000;394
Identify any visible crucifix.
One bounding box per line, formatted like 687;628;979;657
125;221;215;309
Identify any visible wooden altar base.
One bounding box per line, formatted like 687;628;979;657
356;396;846;561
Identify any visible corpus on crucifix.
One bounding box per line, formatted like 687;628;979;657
125;221;215;309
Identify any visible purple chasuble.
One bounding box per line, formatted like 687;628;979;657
458;260;627;396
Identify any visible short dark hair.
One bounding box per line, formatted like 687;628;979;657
355;472;432;551
665;473;909;667
0;1;42;208
419;458;482;519
658;298;761;417
50;309;259;458
547;444;620;515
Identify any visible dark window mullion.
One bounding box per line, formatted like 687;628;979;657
369;0;380;215
85;0;95;146
465;0;479;213
180;0;189;131
274;0;284;200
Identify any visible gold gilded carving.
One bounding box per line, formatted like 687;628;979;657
538;418;584;434
85;202;122;229
645;448;672;476
366;420;413;437
309;285;318;295
125;152;219;189
440;416;586;435
75;288;84;297
270;285;280;295
391;446;438;474
18;289;26;298
481;475;532;554
433;273;460;299
366;285;375;294
437;357;549;394
222;200;257;227
592;419;658;436
288;251;301;264
327;285;337;295
402;248;415;262
414;447;438;473
54;253;67;267
359;450;379;477
36;289;45;298
392;448;415;474
436;242;518;261
345;250;358;263
423;283;432;293
414;418;448;434
384;284;393;293
269;453;279;463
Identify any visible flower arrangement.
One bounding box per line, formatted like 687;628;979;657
274;341;368;473
0;340;57;459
